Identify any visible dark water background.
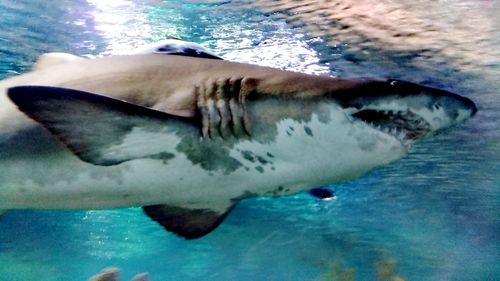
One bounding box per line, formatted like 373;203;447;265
0;1;498;280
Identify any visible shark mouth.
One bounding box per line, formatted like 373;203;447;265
351;109;431;146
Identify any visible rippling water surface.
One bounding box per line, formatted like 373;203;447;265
0;1;498;280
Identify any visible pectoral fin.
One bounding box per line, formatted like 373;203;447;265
143;202;236;239
8;86;199;166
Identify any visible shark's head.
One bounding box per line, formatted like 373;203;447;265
331;79;477;148
240;77;477;185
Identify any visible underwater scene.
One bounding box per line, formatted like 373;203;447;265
0;0;498;280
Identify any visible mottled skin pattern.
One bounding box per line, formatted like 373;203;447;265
0;53;476;238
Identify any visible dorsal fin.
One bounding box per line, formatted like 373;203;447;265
7;86;199;166
143;202;236;239
134;39;223;60
33;52;86;71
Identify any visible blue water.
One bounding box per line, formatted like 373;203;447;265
0;1;498;280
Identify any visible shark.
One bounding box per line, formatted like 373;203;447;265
0;40;477;239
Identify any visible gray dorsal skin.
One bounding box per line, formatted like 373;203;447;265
31;39;222;73
32;52;86;71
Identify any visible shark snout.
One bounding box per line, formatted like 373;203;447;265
458;95;477;118
343;80;478;145
432;93;477;128
469;98;478;117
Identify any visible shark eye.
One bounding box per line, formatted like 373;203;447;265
433;103;442;110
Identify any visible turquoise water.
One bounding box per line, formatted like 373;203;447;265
0;1;498;280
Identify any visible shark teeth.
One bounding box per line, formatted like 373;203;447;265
350;109;431;147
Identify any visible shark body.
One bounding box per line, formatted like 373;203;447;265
0;42;476;238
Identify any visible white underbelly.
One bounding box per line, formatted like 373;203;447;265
0;111;406;210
